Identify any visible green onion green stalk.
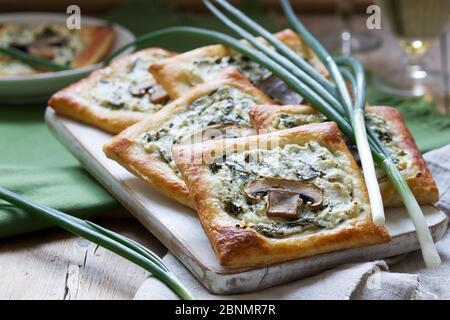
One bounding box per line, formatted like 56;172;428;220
278;0;385;225
0;47;70;71
0;186;194;300
204;0;382;226
334;55;385;225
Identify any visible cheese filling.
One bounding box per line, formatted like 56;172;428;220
268;111;408;174
364;113;408;178
139;86;257;174
87;53;172;112
272;112;326;130
208;141;361;238
189;54;272;87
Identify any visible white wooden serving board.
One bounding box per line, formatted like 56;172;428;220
45;108;448;295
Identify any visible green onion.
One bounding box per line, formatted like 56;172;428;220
211;0;336;95
338;67;356;90
336;56;385;225
382;160;441;267
0;47;70;71
203;0;347;119
280;0;386;222
0;186;194;300
278;0;439;266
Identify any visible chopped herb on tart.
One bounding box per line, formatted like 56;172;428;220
258;107;409;174
207;141;362;238
139;86;258;174
273;112;326;129
88;52;172;113
190;54;271;86
364;113;408;174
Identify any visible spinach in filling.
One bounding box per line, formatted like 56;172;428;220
273;113;326;130
140;86;257;174
88;53;171;113
208;142;361;238
191;55;272;86
269;111;408;174
190;53;304;105
365;113;407;175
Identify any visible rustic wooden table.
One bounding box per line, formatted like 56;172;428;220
0;213;167;300
0;15;448;300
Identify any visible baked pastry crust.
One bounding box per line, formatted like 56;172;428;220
150;28;327;99
49;48;175;134
250;104;439;207
103;70;274;207
71;25;115;68
173;122;391;268
369;107;439;206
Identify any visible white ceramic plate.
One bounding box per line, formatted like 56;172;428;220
0;12;135;104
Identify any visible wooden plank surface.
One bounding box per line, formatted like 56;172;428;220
0;14;448;300
0;215;167;300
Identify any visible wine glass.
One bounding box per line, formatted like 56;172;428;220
321;0;382;55
373;0;450;97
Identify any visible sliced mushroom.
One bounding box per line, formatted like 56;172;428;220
28;45;55;60
129;81;154;97
32;36;66;47
9;42;29;52
267;191;303;219
11;36;66;60
149;84;169;104
243;177;323;219
129;82;169;104
258;75;303;105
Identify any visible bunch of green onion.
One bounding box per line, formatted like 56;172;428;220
0;187;194;300
0;47;71;71
0;1;439;298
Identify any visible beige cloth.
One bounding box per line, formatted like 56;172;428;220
134;145;450;300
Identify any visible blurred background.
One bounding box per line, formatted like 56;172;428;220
1;0;449;144
0;0;372;14
1;0;448;100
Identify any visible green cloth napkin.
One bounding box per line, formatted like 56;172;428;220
0;105;118;237
366;79;450;152
1;0;449;238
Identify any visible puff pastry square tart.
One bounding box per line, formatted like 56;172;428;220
49;48;175;134
103;70;274;207
250;104;439;207
172;122;391;268
0;23;114;75
149;29;326;104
